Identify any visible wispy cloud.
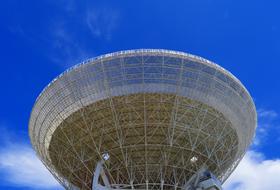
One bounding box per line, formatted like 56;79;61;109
50;0;76;13
48;3;121;68
258;108;278;119
86;6;120;41
9;1;121;69
253;108;279;146
48;21;92;68
0;127;62;189
223;151;280;190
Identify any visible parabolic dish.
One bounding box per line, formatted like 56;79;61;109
29;49;257;189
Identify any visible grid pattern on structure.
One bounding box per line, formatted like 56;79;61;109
49;93;238;189
28;50;257;190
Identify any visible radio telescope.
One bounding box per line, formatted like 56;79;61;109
29;49;256;190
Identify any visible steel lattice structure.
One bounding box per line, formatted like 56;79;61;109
29;49;257;190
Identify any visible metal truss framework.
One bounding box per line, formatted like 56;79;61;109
49;93;237;189
29;49;257;190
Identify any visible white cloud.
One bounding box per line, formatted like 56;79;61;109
223;108;280;189
0;135;62;189
223;151;280;190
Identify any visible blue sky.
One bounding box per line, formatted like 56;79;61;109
0;0;280;189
